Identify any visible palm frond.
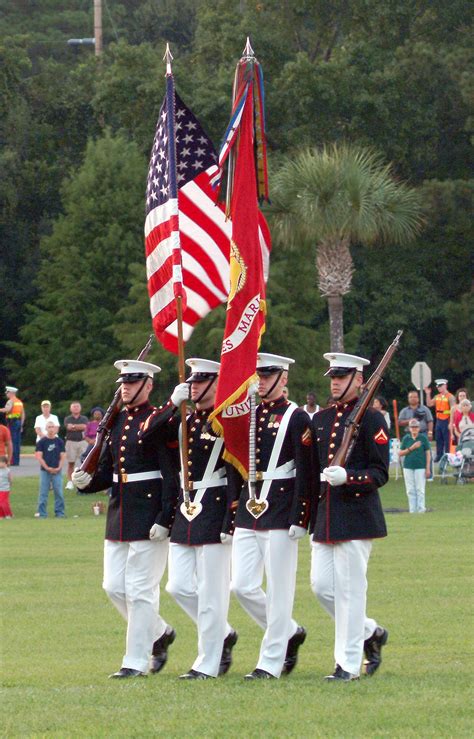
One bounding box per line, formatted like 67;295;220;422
270;142;424;248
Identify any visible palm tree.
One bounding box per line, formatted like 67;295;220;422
271;144;423;351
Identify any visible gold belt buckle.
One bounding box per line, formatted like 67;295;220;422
255;471;263;481
121;473;128;483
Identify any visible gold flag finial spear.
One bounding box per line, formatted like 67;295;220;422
163;43;173;76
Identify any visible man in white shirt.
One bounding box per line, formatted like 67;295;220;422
34;401;60;442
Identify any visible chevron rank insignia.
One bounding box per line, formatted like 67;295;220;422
374;428;389;444
301;427;312;446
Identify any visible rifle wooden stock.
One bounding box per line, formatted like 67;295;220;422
332;330;403;469
79;335;153;476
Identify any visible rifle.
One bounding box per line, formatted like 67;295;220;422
79;335;154;476
332;330;403;469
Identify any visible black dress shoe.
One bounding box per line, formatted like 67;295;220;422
150;627;176;674
364;626;388;676
324;664;359;682
109;667;147;679
218;630;238;676
281;625;307;675
244;668;275;680
179;669;214;680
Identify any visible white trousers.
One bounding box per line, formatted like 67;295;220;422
403;467;426;512
232;528;299;678
103;539;169;673
166;542;232;677
311;539;377;676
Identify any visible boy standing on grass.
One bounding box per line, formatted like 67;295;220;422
399;419;431;513
35;421;66;518
0;455;13;518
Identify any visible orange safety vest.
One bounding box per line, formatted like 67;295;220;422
434;393;452;421
7;398;23;419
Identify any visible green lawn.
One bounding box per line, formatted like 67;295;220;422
1;477;473;737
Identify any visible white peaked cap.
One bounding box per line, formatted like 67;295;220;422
5;386;18;393
257;353;295;372
323;352;370;376
435;378;448;385
114;359;161;381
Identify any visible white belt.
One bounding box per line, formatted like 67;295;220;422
256;460;296;481
113;470;162;483
180;467;227;491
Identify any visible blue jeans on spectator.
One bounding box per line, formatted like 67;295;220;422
8;418;22;465
37;470;65;518
435;418;450;462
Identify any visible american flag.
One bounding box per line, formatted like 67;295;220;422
145;90;224;352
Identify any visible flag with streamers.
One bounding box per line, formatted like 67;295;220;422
210;47;270;478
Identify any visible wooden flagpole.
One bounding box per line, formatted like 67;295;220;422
176;295;190;506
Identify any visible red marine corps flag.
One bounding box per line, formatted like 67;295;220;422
210;40;271;477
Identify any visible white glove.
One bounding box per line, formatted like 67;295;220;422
171;382;190;407
322;466;348;487
220;533;233;545
149;524;169;541
288;525;307;540
71;469;92;490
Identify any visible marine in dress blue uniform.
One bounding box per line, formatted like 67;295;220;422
310;353;389;681
163;359;238;680
72;360;188;678
229;353;311;679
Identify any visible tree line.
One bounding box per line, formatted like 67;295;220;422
1;0;472;419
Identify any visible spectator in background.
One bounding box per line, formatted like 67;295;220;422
301;391;320;420
399;419;431;513
399;391;433;440
0;422;13;466
34;400;60;442
456;399;474;440
424;380;455;462
450;389;469;444
83;407;104;457
0;386;25;465
373;396;391;431
35;421;66;518
64;402;88;490
0;455;13;519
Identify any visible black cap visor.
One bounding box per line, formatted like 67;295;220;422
187;372;218;383
116;372;151;384
324;367;357;378
257;366;284;377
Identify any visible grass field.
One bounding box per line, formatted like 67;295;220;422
1;476;473;737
